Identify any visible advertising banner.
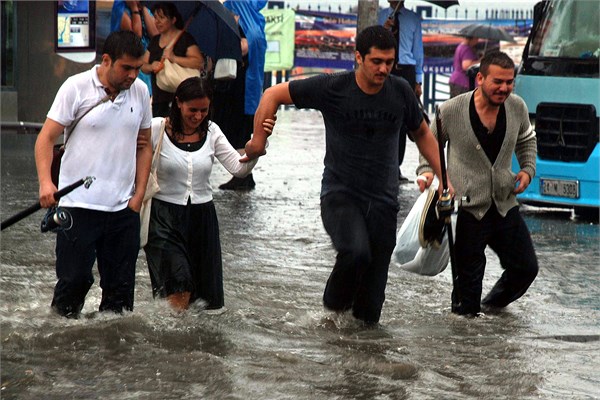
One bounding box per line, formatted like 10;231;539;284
262;8;296;72
293;10;357;70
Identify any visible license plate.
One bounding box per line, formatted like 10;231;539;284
540;178;579;199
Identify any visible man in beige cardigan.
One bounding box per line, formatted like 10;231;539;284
417;51;538;317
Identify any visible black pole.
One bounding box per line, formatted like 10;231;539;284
1;177;94;231
434;107;460;305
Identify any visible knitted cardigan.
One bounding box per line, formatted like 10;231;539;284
417;91;537;220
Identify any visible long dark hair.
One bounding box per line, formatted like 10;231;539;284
168;77;213;141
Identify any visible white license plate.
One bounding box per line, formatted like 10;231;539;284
540;178;579;199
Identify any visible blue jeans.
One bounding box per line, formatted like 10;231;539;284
52;207;140;317
452;205;539;315
320;192;398;324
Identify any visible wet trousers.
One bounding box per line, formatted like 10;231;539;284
52;207;140;317
452;205;539;315
320;192;398;324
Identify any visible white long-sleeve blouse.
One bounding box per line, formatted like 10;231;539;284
150;117;257;205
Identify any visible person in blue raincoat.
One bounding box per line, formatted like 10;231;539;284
111;0;158;96
218;0;268;190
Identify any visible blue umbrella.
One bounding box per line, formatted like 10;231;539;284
148;0;242;61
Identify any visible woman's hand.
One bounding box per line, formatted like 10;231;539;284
262;117;277;135
151;60;164;73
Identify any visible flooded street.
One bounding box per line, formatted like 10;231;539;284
1;109;599;400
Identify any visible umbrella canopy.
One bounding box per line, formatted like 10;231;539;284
148;0;242;61
457;23;516;42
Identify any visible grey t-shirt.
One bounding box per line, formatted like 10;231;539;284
289;71;423;207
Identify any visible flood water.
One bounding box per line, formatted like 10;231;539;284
1;110;599;400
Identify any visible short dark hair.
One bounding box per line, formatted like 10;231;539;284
355;25;396;59
479;51;515;76
169;77;213;140
102;30;145;61
151;2;184;30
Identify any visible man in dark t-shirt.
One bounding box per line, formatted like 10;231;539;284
243;26;445;325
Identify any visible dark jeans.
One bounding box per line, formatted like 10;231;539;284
52;207;140;317
452;205;539;315
320;192;398;324
390;64;416;166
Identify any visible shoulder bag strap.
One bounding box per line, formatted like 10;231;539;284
151;119;166;171
63;93;112;148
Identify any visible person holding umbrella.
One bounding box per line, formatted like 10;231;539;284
449;35;481;98
416;51;539;317
378;0;424;182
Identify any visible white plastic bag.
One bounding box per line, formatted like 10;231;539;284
213;58;237;80
399;227;451;276
393;191;428;265
393;190;455;276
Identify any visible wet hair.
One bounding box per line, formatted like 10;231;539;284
355;25;396;59
151;2;184;30
169;77;213;140
102;30;145;61
479;51;515;76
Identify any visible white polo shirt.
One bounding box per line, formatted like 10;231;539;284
47;65;152;211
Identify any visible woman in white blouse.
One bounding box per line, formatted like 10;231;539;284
144;77;274;312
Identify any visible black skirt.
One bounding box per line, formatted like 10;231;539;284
144;198;224;309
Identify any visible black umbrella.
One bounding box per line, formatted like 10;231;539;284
424;1;459;9
148;1;242;61
457;23;516;42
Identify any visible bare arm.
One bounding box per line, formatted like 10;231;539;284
241;38;249;57
165;44;204;70
34;118;66;208
243;82;294;161
142;5;158;38
129;127;152;212
412;119;454;195
461;58;479;71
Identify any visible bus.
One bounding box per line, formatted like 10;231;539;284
513;0;599;216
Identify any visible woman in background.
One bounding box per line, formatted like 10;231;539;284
142;1;204;117
110;0;158;96
449;35;480;98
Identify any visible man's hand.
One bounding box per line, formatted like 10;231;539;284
383;18;394;31
416;172;434;192
240;139;267;163
415;83;422;98
128;196;143;213
416;172;455;198
239;118;276;163
514;171;531;194
39;181;58;208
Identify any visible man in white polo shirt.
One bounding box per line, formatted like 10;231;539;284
35;30;153;318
